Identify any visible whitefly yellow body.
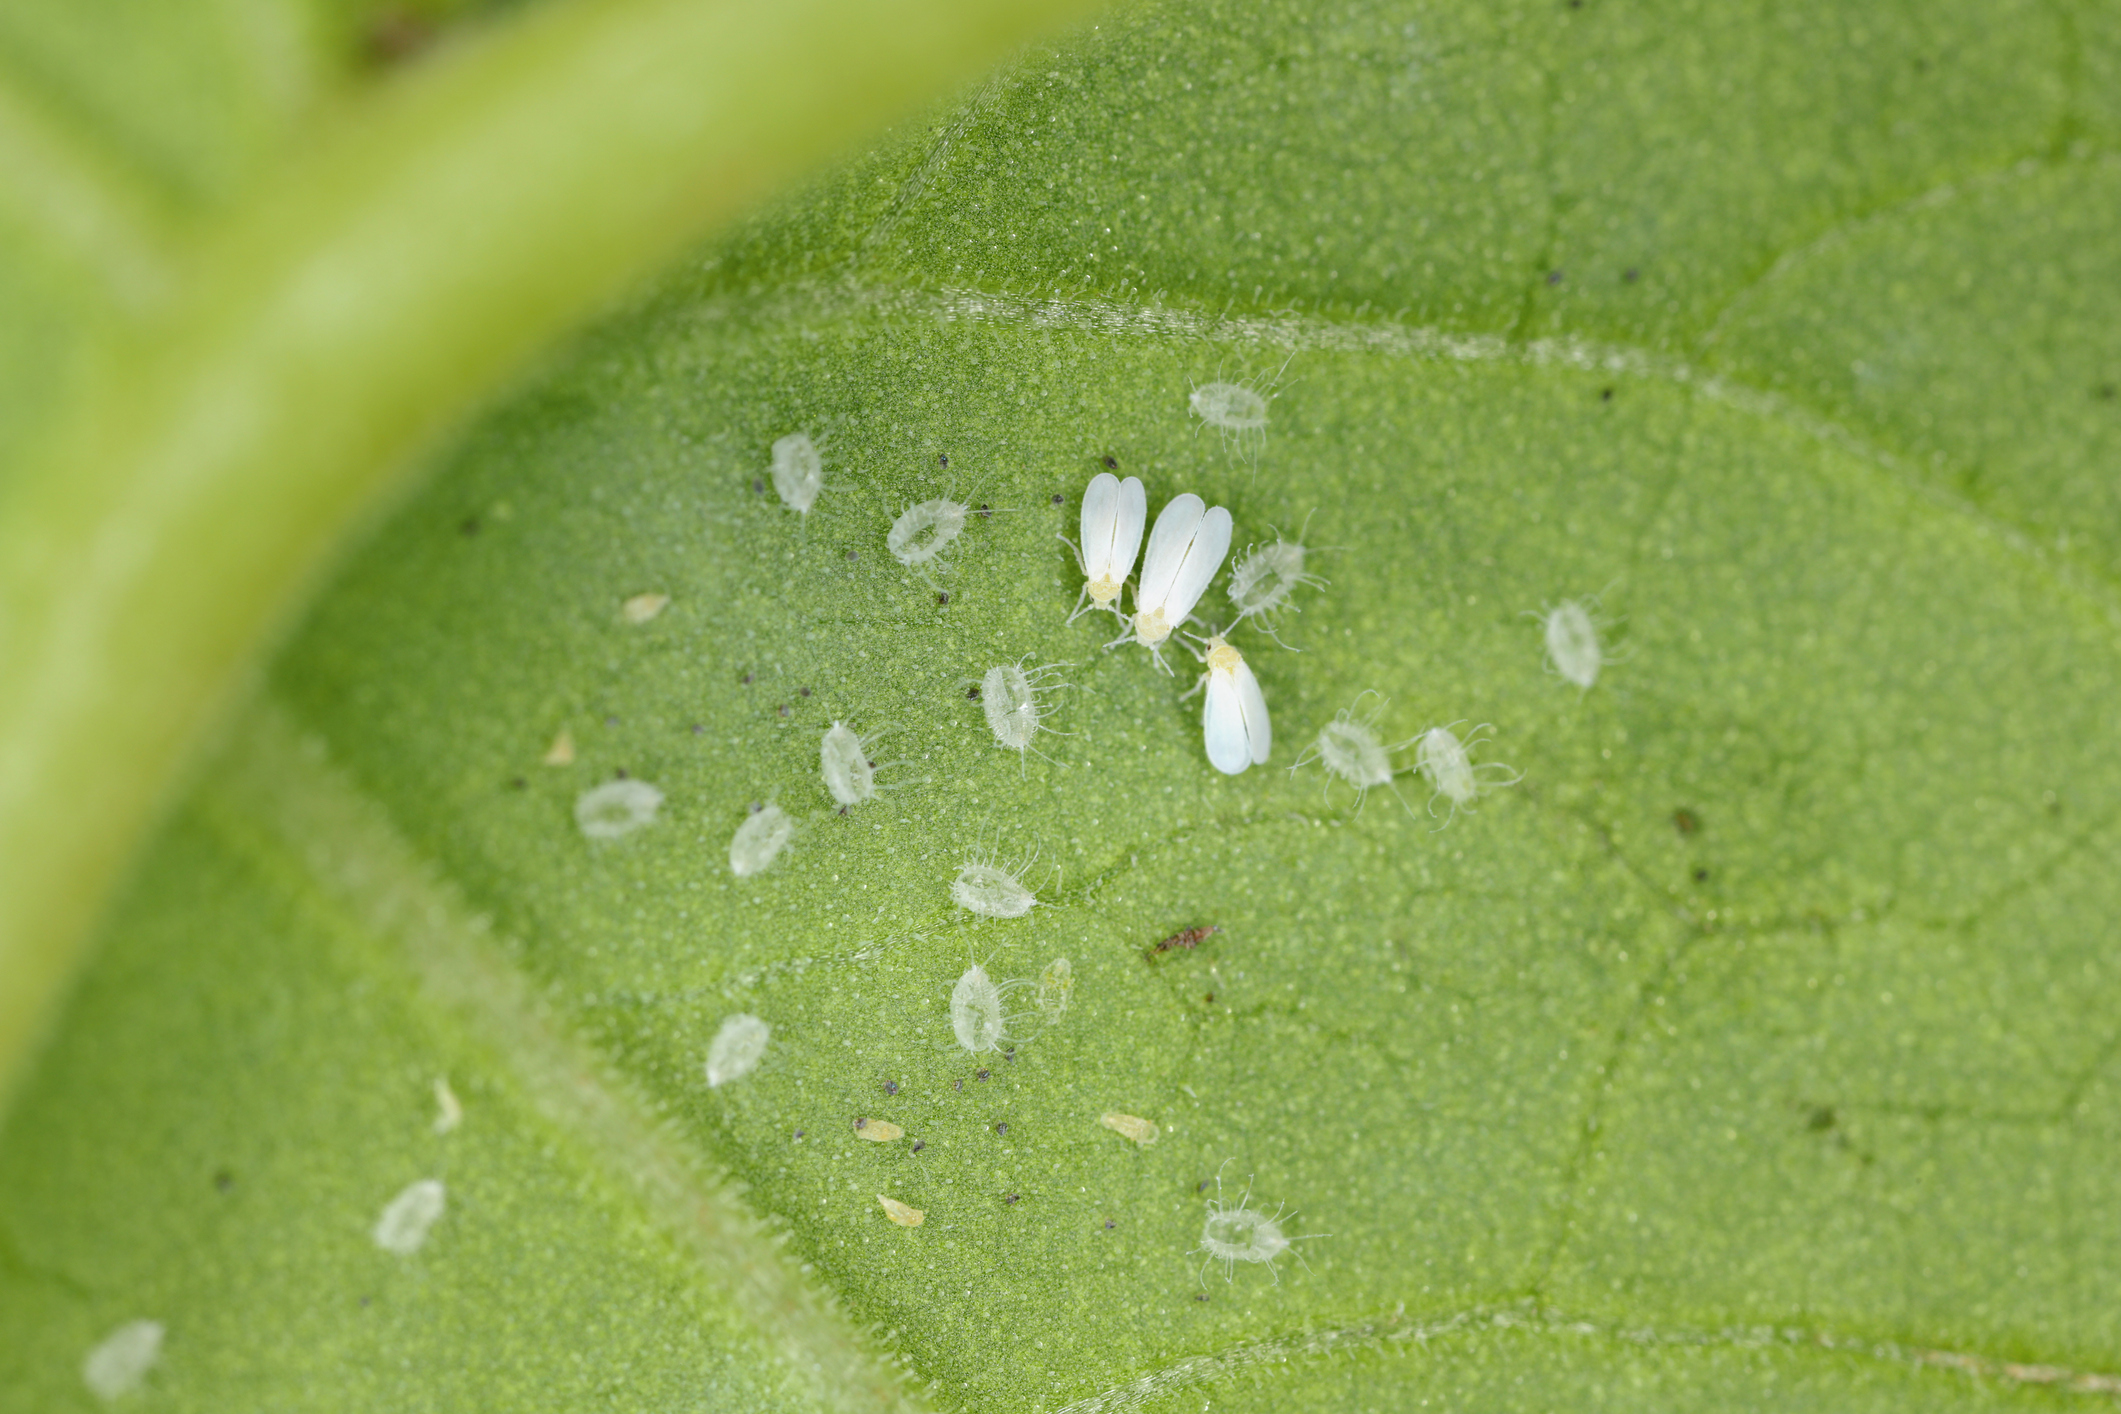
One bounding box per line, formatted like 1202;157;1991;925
1198;635;1271;775
1119;492;1233;670
1066;472;1146;623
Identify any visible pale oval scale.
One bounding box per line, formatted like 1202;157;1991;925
373;1178;446;1256
728;803;795;877
82;1319;164;1401
575;779;662;839
706;1013;770;1087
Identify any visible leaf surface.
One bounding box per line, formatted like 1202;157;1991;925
5;1;2121;1410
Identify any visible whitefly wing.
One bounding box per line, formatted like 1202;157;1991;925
1203;668;1255;775
1233;655;1271;765
1137;493;1207;613
1090;474;1147;582
1161;505;1234;625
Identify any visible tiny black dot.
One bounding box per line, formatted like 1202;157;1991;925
794;1129;805;1139
976;1069;990;1081
509;777;527;790
1204;993;1215;1003
778;704;790;717
361;1295;372;1307
1673;808;1700;836
213;1169;234;1193
837;805;849;816
854;1116;868;1129
911;1139;925;1153
1003;1049;1015;1062
613;767;628;779
940;453;950;467
604;715;619;727
937;592;950;605
1104;1219;1116;1229
1623;268;1640;283
799;687;812;697
847;550;859;561
1600;387;1614;401
978;504;993;519
741;673;754;685
1004;1193;1020;1204
691;723;705;735
1547;269;1564;285
749;801;764;813
967;685;981;700
883;1079;899;1095
459;517;481;536
1051;493;1065;504
1693;867;1710;882
2098;383;2118;401
954;1079;964;1092
1103;455;1118;469
1194;1292;1209;1302
994;1122;1008;1135
1807;1106;1836;1132
752;478;764;493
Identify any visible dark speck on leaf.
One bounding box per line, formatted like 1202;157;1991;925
1693;868;1710;882
794;1129;804;1139
777;704;790;718
2098;383;2117;400
937;592;950;605
604;715;618;727
1103;455;1119;469
741;673;754;685
752;478;764;493
458;516;480;536
884;1080;898;1095
799;687;812;697
509;777;526;790
1547;269;1564;284
1204;993;1215;1004
940;453;950;467
911;1139;925;1153
361;1294;372;1307
1051;493;1065;504
214;1169;233;1193
978;504;993;519
1600;387;1614;401
749;801;763;813
976;1069;990;1081
691;723;704;735
967;685;981;700
854;1117;868;1130
1004;1193;1020;1204
1194;1292;1209;1302
1807;1106;1836;1131
1673;808;1700;836
994;1122;1008;1136
1623;268;1640;283
837;805;849;817
1104;1219;1116;1229
613;767;628;779
953;1080;963;1092
846;550;858;561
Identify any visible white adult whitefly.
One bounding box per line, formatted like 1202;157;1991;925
82;1319;164;1401
1196;635;1271;774
1118;493;1233;670
1065;472;1146;623
706;1013;770;1087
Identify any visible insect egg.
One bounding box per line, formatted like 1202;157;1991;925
1100;1111;1159;1145
769;432;826;514
82;1321;164;1401
706;1013;770;1087
1196;635;1271;774
1122;493;1234;670
877;1195;925;1227
574;779;663;839
1064;472;1147;623
888;496;970;566
727;802;795;876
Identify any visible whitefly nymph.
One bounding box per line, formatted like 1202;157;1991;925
728;802;795;877
1113;492;1233;672
1193;634;1272;775
1065;471;1147;623
1194;1163;1323;1285
949;961;1033;1054
1530;594;1624;690
1290;691;1415;815
1227;520;1328;646
575;779;663;839
706;1013;770;1087
1415;723;1521;826
769;431;826;514
819;721;891;808
980;658;1072;763
1036;957;1074;1025
950;845;1043;919
888;495;971;568
1187;354;1292;462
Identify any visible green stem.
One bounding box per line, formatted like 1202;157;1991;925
0;0;1099;1105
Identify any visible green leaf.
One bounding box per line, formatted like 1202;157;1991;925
8;0;2121;1410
